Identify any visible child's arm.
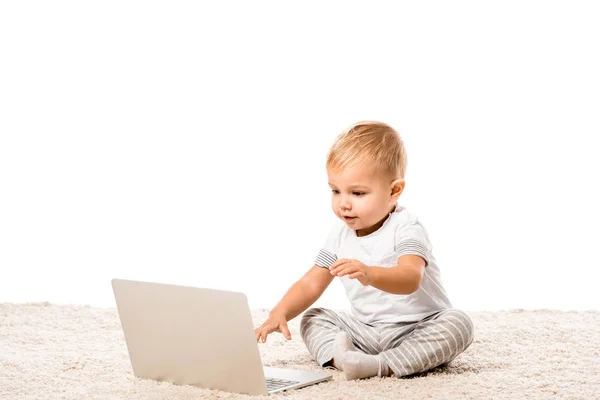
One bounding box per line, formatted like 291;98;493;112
255;265;334;343
329;254;425;295
367;254;425;294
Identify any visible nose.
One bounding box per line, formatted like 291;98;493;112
340;195;352;211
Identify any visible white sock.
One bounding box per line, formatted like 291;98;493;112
331;331;391;379
341;351;390;380
332;331;356;369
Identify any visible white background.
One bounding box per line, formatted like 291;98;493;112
1;1;599;313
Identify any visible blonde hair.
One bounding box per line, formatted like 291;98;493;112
326;121;407;180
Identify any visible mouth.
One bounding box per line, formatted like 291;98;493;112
343;216;357;221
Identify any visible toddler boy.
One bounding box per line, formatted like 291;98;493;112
255;121;474;379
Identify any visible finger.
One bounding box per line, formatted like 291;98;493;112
330;258;348;272
332;265;345;276
330;261;349;275
348;271;364;279
261;330;268;343
280;323;292;340
336;265;357;277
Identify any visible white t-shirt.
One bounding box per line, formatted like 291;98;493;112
315;205;452;324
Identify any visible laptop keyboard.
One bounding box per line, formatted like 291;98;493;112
265;377;300;392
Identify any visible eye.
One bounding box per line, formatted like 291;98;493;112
331;189;340;195
353;191;365;196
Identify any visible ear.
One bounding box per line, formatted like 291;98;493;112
390;179;405;202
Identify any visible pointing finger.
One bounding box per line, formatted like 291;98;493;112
281;323;292;340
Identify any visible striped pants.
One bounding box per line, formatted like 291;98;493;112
299;307;474;377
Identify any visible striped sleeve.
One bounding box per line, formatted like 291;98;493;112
315;249;337;268
314;223;341;269
394;222;432;266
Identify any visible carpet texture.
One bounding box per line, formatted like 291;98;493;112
1;303;599;399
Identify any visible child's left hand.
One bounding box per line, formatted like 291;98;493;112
329;258;371;286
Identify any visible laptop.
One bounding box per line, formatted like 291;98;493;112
111;279;332;395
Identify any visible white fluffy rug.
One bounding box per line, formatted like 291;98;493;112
1;303;599;399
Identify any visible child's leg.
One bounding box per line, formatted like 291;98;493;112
334;319;421;380
299;307;380;369
379;309;474;377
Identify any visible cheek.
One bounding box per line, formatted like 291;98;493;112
331;197;339;213
362;196;382;214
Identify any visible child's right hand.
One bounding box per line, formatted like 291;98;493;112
254;312;292;343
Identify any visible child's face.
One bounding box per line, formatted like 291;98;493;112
327;164;404;237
